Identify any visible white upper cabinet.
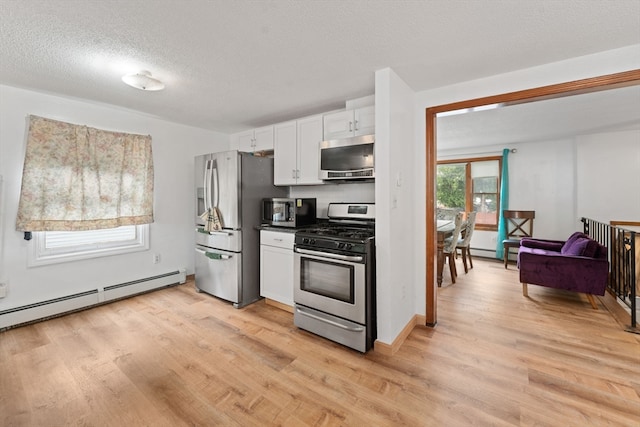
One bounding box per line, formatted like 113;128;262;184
296;115;323;185
323;105;375;140
233;125;274;152
273;121;297;186
274;115;323;186
354;105;375;136
253;126;274;151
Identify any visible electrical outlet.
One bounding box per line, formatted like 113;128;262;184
153;253;161;264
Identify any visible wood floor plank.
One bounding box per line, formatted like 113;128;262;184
2;258;639;426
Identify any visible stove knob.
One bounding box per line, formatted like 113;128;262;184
336;242;345;249
302;237;309;244
345;243;353;250
310;238;316;245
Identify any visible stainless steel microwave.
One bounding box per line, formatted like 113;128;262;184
261;198;316;228
319;134;374;181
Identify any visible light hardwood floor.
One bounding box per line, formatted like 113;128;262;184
1;258;639;426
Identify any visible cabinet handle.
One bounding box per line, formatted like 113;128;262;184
296;169;300;179
349;121;353;132
292;169;296;179
354;119;359;131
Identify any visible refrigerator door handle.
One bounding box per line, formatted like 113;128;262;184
212;162;220;209
204;159;213;211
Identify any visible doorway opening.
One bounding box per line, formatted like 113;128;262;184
425;69;640;326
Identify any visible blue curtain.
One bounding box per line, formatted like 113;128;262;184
495;148;509;259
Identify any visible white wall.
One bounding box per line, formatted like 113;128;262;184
0;85;228;311
577;129;640;223
411;44;640;318
437;130;640;252
374;68;416;344
289;182;374;218
438;137;578;249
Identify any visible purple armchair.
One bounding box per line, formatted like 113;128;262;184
517;232;609;309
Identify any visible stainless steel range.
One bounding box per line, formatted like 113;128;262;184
293;203;375;352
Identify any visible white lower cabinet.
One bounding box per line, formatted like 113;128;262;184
260;230;295;307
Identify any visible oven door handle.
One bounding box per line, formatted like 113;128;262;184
294;247;364;262
295;306;364;332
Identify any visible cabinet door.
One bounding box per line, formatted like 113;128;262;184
273;121;297;186
296;115;323;185
260;243;294;306
253;125;274;151
236;130;255;152
323;110;355;140
354;105;375;136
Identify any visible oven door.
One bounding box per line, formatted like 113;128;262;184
293;247;365;324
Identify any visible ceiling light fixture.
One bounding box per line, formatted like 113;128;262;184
121;70;165;91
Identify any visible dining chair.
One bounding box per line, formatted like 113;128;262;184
436;207;460;221
502;210;535;268
456;211;477;273
443;212;465;284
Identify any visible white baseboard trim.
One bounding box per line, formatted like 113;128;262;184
0;269;186;330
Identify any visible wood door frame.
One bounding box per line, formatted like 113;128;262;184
425;69;640;326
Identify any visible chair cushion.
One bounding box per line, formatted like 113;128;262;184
562;236;600;257
520;238;563;252
561;232;589;255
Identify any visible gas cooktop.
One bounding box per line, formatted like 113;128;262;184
296;225;374;241
295;203;375;253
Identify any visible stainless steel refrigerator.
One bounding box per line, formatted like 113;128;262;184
194;150;286;308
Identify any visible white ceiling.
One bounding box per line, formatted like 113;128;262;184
437;85;640;150
1;0;639;134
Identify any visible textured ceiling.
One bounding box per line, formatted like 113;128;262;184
1;0;639;134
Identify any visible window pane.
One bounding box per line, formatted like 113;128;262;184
473;193;498;226
436;164;466;210
437;157;501;230
471;161;499;227
29;225;148;267
472;176;497;194
44;226;137;249
471;160;499;179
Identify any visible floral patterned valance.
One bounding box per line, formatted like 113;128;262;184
16;116;154;232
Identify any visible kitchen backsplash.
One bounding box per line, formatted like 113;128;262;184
289;183;375;218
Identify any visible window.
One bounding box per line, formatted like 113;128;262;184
437;156;501;230
28;225;149;267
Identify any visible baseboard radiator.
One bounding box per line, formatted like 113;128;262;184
0;269;186;330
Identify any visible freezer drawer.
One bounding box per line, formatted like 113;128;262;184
195;228;241;252
195;246;241;304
